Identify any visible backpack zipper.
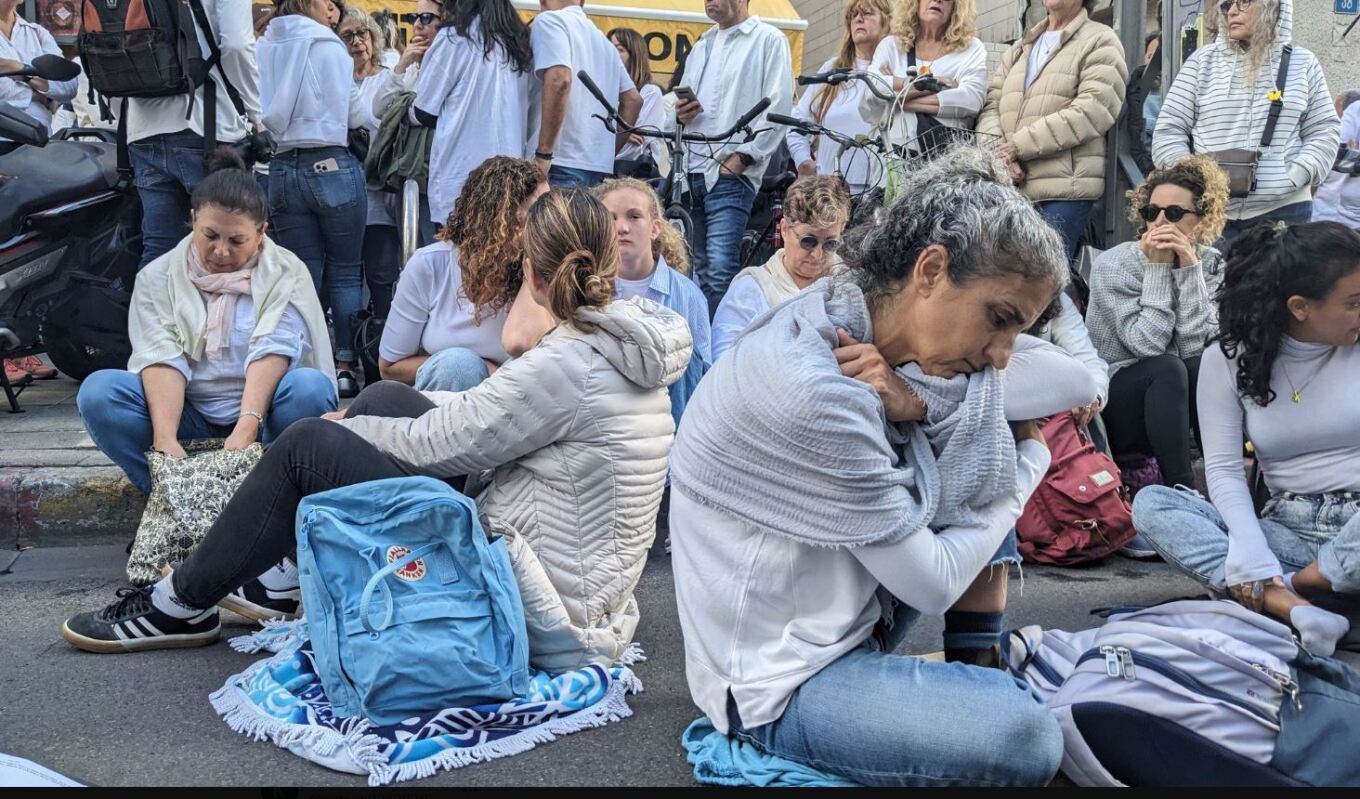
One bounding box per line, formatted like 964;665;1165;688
1077;647;1277;724
1252;663;1303;711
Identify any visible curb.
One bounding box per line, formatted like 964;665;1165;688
2;467;144;548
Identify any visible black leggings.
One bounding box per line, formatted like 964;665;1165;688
172;382;442;609
363;223;401;319
1102;354;1201;489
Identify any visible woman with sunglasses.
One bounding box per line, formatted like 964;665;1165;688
1152;0;1339;249
711;176;851;361
1085;155;1229;492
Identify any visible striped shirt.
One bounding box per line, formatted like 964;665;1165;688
1151;0;1339;220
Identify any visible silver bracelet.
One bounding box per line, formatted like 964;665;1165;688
240;410;265;427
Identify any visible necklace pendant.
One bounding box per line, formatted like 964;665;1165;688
1292;389;1302;404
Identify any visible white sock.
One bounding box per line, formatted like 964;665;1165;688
1290;605;1351;658
150;575;204;620
256;558;300;592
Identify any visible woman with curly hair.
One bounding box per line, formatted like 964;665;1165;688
861;0;987;159
377;156;547;390
1133;221;1360;657
1085;155;1229;494
1152;0;1340;247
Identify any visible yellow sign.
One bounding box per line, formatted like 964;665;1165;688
349;0;805;78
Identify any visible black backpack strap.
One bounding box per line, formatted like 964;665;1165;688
1260;44;1292;149
115;98;133;190
186;0;247;119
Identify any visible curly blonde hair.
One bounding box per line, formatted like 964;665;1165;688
783;175;852;231
593;177;690;275
891;0;977;54
438;156;545;322
1125;154;1230;245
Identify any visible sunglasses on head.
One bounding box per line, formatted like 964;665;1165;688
797;234;840;254
1140;203;1198;223
402;12;438;26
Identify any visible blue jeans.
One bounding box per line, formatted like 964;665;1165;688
1133;485;1360;594
548;165;610;189
686;173;757;316
77;367;337;495
413;347;490;392
268;147;367;363
129;130;214;267
1035;199;1095;261
1215;200;1313;252
726;576;1059;784
725;532;1056;788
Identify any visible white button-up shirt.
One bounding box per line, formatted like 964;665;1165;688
0;16;77;139
668;16;793;191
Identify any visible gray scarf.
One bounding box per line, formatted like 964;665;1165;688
670;276;1015;548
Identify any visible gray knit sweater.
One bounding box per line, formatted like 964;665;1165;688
1085;241;1222;376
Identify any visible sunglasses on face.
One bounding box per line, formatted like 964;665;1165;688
1218;0;1256;14
1140;203;1199;223
401;12;438;26
796;234;841;254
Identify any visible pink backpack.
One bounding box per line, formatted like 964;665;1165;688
1017;412;1136;565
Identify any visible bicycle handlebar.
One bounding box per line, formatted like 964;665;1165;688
577;69;771;143
767;112;887;154
798;68;909;101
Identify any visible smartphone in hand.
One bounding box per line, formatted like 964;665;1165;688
673;85;698;104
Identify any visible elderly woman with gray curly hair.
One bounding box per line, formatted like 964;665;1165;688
669;144;1099;786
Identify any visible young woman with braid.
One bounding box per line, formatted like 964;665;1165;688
378;156;547;391
1135;222;1360;657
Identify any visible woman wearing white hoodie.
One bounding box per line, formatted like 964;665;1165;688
258;0;374;398
1152;0;1339;248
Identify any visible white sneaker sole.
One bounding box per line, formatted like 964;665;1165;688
216;593;301;623
60;621;220;654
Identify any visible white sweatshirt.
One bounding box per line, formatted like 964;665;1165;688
257;15;368;152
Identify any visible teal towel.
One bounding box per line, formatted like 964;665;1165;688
682;718;858;787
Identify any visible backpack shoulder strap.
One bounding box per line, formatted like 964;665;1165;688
185;0;246;120
1260;44;1292;149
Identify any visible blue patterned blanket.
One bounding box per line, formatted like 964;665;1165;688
210;622;643;786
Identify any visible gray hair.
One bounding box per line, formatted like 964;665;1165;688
339;6;385;70
843;144;1068;311
1203;0;1282;80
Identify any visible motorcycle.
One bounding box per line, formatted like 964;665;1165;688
0;54;141;412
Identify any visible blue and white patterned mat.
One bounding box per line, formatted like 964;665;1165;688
211;622;643;786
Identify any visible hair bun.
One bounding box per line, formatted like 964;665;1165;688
205;145;248;175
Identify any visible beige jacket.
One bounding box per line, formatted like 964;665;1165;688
337;298;693;671
976;9;1127;202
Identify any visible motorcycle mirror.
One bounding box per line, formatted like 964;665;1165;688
29;54;82;82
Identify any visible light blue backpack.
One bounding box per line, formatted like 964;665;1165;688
295;476;529;725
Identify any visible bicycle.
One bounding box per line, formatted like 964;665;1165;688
577;69;771;246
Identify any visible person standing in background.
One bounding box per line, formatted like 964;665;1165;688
0;0;77;155
674;0;793;315
787;0;889;193
609;27;664;175
1127;32;1161;175
529;0;641;189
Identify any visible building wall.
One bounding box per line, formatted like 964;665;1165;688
789;0;847;72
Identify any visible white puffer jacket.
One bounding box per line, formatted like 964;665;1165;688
337;298;692;671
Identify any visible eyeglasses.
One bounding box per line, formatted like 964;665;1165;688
402;12;438;26
797;234;841;254
1218;0;1257;14
1139;203;1199;223
339;29;372;42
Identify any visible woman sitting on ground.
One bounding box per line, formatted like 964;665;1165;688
1085;155;1228;491
711;175;850;361
1134;222;1360;658
77;152;336;496
378;156;547;392
63;189;693;669
670;146;1097;786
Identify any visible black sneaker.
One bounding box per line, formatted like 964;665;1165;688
61;587;220;653
217;579;301;623
336;369;360;399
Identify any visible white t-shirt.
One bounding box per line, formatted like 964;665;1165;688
788;58;875;189
1026;31;1062;90
614;274;654;300
355;68;396;227
415;22;534;225
529;6;635;173
617;83;664;163
378;241;511;365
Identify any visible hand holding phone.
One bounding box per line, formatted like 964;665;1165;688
673;85;697;104
675;85;702;126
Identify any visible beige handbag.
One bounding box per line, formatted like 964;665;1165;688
125;439;263;585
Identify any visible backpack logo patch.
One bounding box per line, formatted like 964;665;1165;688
386;546;427;582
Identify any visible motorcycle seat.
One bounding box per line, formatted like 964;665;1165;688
0;140;120;242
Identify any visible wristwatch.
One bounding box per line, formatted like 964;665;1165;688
534;150;554;162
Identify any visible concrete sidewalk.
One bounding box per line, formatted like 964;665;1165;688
1;374;143;548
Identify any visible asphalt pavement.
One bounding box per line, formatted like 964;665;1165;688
0;538;1206;788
